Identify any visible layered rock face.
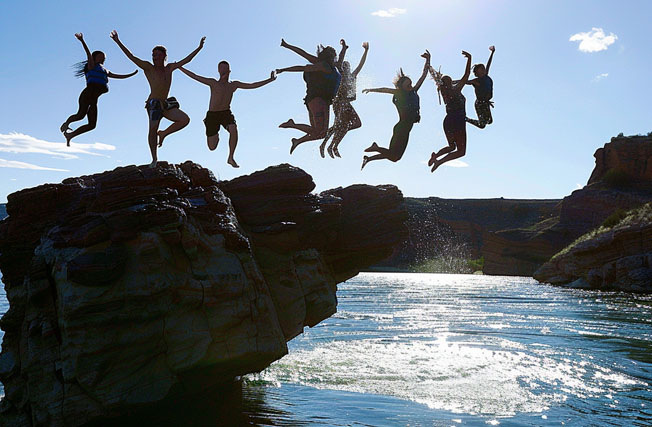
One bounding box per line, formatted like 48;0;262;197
534;204;652;292
482;135;652;276
0;162;406;426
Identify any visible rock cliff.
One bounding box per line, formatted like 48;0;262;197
0;162;407;426
534;203;652;292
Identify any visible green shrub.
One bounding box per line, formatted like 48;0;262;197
467;257;484;272
601;208;627;228
602;168;632;188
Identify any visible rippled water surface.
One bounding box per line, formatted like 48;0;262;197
2;272;652;426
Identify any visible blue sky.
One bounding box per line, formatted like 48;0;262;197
1;1;651;202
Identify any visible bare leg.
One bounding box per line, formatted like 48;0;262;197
148;119;161;168
64;103;98;146
330;105;361;157
226;124;239;168
290;98;330;154
364;142;380;153
207;134;220;151
157;108;190;147
431;131;467;173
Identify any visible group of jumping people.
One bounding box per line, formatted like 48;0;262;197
60;32;495;172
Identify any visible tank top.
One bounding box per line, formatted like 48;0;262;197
474;75;493;101
393;89;420;123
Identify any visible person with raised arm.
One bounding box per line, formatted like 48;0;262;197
60;33;137;146
428;50;473;173
360;50;430;170
179;62;276;168
320;40;369;158
110;30;205;167
465;46;495;129
276;39;341;154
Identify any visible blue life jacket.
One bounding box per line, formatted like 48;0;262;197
86;63;109;88
474;75;493;101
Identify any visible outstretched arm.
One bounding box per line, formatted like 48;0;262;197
336;39;348;69
280;38;319;63
110;30;150;69
107;70;138;79
276;62;327;74
453;51;472;91
233;71;277;89
170;37;206;70
179;66;215;85
413;50;431;92
75;33;94;68
352;42;369;77
362;87;396;95
486;45;495;74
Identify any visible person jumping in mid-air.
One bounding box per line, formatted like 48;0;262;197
179;62;276;168
110;30;205;167
276;39;341;154
465;45;495;129
360;50;431;170
61;33;137;146
319;39;369;158
428;50;472;173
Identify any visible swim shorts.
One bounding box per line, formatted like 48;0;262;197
145;97;180;121
203;109;237;136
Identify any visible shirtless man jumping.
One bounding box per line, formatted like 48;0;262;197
110;30;205;167
179;62;276;168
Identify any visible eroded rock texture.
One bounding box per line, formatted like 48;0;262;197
0;162;406;426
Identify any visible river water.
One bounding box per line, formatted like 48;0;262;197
2;272;651;426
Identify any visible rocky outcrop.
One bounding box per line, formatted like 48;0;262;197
534;204;652;292
0;162;406;426
588;134;652;185
482;134;652;276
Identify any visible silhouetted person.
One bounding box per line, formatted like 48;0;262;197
179;62;276;168
319;40;369;158
61;33;137;146
428;50;472;173
276;39;341;154
110;30;205;167
360;51;431;170
466;46;495;129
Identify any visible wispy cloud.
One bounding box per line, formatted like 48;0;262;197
371;8;406;18
444;160;469;168
0;132;116;160
569;28;617;53
0;158;68;172
592;73;609;82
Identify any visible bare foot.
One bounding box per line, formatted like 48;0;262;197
60;122;71;133
319;141;326;158
428;152;437;167
364;142;379;153
157;130;167;148
227;158;240;168
279;119;295;129
327;144;335;158
332;145;341;158
290;138;301;154
361;155;370;170
64;131;73;147
149;159;158;168
430;160;441;173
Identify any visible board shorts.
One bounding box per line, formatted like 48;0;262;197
145;97;180;121
475;99;494;126
203;109;237;137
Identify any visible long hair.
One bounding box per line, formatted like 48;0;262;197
393;68;410;89
73;50;104;78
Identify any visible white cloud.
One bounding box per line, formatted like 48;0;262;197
0;158;68;172
371;8;407;18
444;160;469;168
592;73;609;82
0;132;116;160
569;28;617;53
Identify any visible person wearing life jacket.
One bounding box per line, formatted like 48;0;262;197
428;50;472;173
320;39;369;159
276;39;341;154
360;50;430;170
60;33;137;146
110;30;205;168
465;46;495;129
